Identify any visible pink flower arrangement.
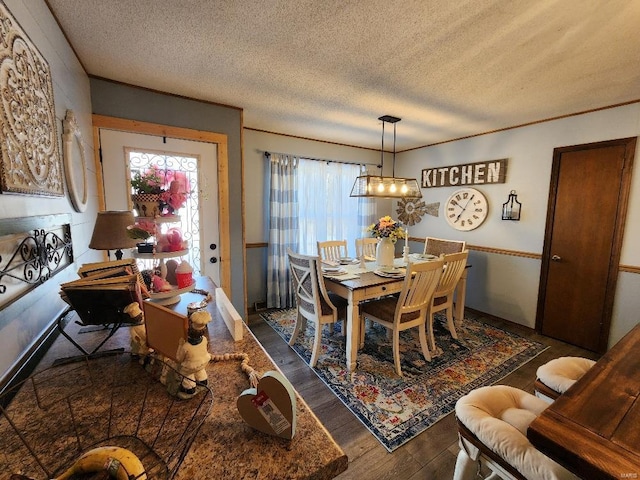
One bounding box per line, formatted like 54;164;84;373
126;218;157;240
131;166;191;215
159;171;189;213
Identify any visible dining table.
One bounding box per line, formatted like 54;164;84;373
527;322;640;479
322;254;469;376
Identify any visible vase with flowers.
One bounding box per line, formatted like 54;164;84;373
367;215;407;267
130;165;190;217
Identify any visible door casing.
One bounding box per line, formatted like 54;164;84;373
92;114;231;297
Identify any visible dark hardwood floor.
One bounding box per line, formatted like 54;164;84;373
246;309;600;480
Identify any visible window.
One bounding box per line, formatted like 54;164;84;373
297;159;375;256
126;149;202;274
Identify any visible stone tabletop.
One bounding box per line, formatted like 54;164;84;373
173;279;348;480
8;276;348;480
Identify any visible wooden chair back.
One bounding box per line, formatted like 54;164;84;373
355;237;378;258
317;240;348;262
434;251;469;298
395;259;445;325
423;237;466;256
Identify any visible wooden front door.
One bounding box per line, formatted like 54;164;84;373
537;138;636;352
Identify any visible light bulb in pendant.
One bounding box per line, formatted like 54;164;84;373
390;183;397;193
401;184;408;194
377;182;385;193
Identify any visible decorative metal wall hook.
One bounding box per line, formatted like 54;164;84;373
502;190;522;221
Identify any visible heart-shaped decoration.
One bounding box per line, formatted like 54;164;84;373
236;370;297;439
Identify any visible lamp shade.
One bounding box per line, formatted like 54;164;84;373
350;175;422;199
89;210;138;253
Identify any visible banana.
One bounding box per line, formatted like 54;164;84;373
53;446;147;480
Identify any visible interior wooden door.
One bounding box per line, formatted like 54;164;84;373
537;138;636;352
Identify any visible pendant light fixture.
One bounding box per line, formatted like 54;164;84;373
350;115;422;199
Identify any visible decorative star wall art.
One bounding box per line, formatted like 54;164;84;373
396;198;440;225
0;2;63;196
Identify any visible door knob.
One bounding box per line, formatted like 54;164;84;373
210;257;218;263
551;255;561;261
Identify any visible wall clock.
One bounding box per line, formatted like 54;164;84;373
445;187;488;231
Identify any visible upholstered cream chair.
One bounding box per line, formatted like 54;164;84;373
287;249;346;367
534;356;596;403
454;385;578;480
359;258;444;376
317;240;349;262
355;237;378;259
423;237;466;256
427;250;469;349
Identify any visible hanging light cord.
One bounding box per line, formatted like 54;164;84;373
392;122;397;177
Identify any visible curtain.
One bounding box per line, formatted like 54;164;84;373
298;160;375;256
356;164;377;240
266;153;299;308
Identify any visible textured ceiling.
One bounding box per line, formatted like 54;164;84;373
46;0;640;151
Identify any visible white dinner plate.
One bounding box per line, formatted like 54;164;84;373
339;257;356;264
323;267;347;275
374;269;405;278
411;253;438;260
380;266;402;273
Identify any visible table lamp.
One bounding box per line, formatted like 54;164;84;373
89;210;138;260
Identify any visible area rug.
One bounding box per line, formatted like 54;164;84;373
260;308;547;452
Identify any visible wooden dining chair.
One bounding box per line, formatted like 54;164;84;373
355;237;378;259
423;237;466;256
427;250;469;350
359;258;445;376
317;240;348;262
287;249;346;367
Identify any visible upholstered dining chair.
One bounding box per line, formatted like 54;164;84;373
427;250;469;350
355;237;378;259
359;258;445;376
423;237;466;256
317;240;349;262
287;249;347;367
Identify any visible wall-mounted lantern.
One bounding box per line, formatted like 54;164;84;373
502;190;521;221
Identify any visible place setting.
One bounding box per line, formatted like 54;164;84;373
373;266;406;278
338;257;359;265
409;253;439;261
322;265;348;275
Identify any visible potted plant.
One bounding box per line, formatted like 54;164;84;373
130;165;165;217
127;219;157;253
130;166;190;217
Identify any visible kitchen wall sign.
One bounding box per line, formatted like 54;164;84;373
422;159;507;188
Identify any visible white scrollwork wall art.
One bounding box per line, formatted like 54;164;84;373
63;110;88;212
0;2;63;196
396;198;440;225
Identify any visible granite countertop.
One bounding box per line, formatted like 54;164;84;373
6;277;348;480
173;280;348;480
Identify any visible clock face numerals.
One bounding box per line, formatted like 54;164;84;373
445;188;488;231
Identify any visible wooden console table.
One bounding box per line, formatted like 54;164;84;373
527;323;640;479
